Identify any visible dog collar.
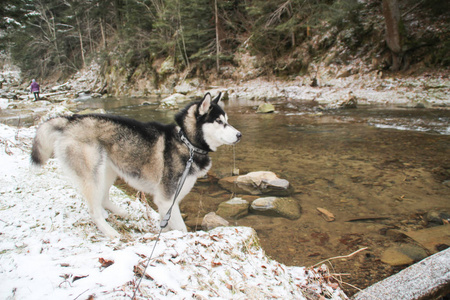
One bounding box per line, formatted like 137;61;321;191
178;129;209;155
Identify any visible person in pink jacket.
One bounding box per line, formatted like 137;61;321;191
30;79;40;101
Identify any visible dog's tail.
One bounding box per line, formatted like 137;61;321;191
31;117;70;166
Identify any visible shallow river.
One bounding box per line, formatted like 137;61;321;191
5;96;450;295
77;97;450;294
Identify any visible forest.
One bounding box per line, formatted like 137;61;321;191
1;0;449;85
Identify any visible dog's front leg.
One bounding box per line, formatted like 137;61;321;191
165;204;187;232
154;195;188;232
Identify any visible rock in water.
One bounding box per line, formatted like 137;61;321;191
257;103;275;113
202;212;229;231
216;198;249;219
425;210;450;226
339;92;357;109
403;224;450;254
157;93;187;110
250;197;301;220
381;244;428;266
219;171;293;196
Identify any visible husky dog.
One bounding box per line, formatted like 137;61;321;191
31;93;241;238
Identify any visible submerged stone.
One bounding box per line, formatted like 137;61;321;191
425;210;450;226
250;197;301;220
381;244;428;266
403;224;450;254
257;103;275;113
216;198;249;219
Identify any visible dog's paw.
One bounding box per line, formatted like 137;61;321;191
103;227;121;239
115;208;129;218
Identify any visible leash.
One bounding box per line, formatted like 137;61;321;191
132;129;206;299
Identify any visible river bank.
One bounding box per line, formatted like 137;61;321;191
1;61;449;114
1;70;449;130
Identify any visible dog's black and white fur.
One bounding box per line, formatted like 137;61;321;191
31;93;241;238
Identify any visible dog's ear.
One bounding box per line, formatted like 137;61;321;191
212;92;222;104
198;93;212;116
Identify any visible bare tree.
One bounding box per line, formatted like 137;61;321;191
382;0;404;71
215;0;220;73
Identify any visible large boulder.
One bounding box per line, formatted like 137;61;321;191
250;197;301;220
216;198;249;219
218;171;293;196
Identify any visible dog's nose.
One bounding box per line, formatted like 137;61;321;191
236;132;242;140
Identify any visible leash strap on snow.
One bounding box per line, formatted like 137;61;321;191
133;141;196;299
132;228;163;299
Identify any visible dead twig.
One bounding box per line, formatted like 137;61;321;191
311;247;368;268
332;277;382;300
1;137;29;154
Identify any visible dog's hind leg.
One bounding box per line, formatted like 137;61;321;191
101;163;128;218
80;170;121;238
59;143;121;238
84;186;121;238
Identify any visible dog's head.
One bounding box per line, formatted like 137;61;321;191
175;93;241;152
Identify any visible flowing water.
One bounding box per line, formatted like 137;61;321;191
3;96;450;295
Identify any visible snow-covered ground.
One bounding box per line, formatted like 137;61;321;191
0;123;347;299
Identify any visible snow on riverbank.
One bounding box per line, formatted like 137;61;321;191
0;123;347;299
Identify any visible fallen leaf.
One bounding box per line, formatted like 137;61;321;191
211;261;222;267
99;257;114;268
317;207;335;222
72;274;89;282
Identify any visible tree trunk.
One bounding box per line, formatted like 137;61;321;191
76;16;86;68
100;18;107;49
382;0;404;71
215;0;220;74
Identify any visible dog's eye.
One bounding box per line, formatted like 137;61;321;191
216;119;223;125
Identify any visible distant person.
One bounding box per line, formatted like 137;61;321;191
30;79;40;101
